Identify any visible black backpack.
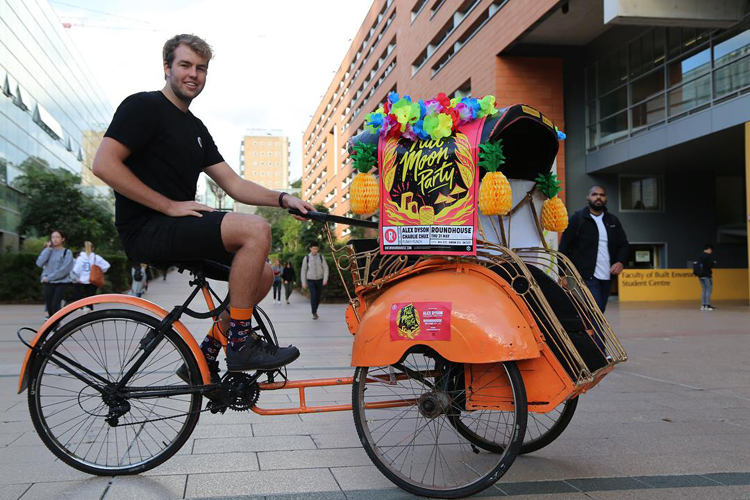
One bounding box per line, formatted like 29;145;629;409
692;260;703;277
134;268;144;281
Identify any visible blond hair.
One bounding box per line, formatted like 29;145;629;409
84;241;94;256
163;34;213;69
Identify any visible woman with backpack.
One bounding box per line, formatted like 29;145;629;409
36;229;74;317
71;241;111;309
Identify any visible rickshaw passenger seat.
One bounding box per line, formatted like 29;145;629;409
489;263;607;377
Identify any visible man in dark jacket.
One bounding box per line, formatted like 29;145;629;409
559;185;629;312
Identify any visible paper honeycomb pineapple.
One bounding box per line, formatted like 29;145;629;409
478;139;512;216
535;172;568;232
349;143;379;215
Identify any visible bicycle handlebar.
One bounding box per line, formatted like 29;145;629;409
288;209;379;229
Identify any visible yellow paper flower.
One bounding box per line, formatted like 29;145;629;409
477;95;497;118
423;113;453;140
391;99;421;131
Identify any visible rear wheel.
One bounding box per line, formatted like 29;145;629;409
352;352;527;498
28;310;202;475
521;396;578;454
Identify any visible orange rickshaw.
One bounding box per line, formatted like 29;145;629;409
17;99;626;498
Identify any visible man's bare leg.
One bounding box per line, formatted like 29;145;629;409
219;213;299;371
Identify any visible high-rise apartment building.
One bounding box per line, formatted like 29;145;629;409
240;130;290;190
1;0;112;249
304;0;750;300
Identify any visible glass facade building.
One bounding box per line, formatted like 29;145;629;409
586;23;750;151
0;0;113;249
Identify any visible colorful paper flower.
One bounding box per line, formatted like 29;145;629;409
477;95;498;118
363;93;499;141
423;113;453;140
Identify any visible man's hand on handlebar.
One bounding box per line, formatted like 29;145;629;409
282;195;314;221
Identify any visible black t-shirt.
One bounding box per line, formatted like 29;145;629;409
104;91;224;232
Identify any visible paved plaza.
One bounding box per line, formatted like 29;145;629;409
1;272;749;499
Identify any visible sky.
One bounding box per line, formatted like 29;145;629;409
49;0;374;183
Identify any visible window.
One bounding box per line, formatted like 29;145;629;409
411;0;427;21
620;176;664;211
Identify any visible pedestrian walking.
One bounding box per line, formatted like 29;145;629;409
71;241;111;310
271;258;282;304
282;261;296;304
36;229;74;317
301;243;328;319
132;263;148;298
559;185;629;313
694;244;716;310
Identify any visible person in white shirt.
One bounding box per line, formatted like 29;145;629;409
559;186;629;313
71;241;111;310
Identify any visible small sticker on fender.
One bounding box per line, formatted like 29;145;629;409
389;302;451;341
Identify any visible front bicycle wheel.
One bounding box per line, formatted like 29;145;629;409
352;352;527;498
27;310;202;475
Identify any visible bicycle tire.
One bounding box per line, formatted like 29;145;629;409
520;396;578;454
27;309;202;475
352;353;527;498
451;394;578;455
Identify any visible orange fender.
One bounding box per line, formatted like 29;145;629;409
351;263;540;366
18;294;212;394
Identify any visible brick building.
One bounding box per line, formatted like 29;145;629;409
301;0;564;233
303;0;750;301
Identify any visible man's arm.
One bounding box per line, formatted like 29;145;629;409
322;255;329;285
204;162;314;215
610;219;629;276
93;138;214;217
558;213;577;257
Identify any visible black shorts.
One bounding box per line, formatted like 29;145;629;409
119;211;234;266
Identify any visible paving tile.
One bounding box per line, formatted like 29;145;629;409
344;488;426;499
566;476;648;492
633;474;719;489
586;485;741;500
192;435;316;454
497;480;577;496
251;421;355;437
0;459;91;485
330;465;396;491
0;432;24;447
105;474;187;500
258;447;372;470
143;452;259;475
184;468;340;497
310;432;362;449
2;483;30;500
17;477;111;500
703;472;750;485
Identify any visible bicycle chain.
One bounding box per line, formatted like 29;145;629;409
114;403;219;427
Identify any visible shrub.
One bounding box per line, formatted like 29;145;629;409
0;252;132;303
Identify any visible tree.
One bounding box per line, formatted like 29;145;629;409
291;178;302;189
207;178;228;210
15;160;119;251
301;203;329;249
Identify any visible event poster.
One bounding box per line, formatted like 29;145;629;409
379;119;484;255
